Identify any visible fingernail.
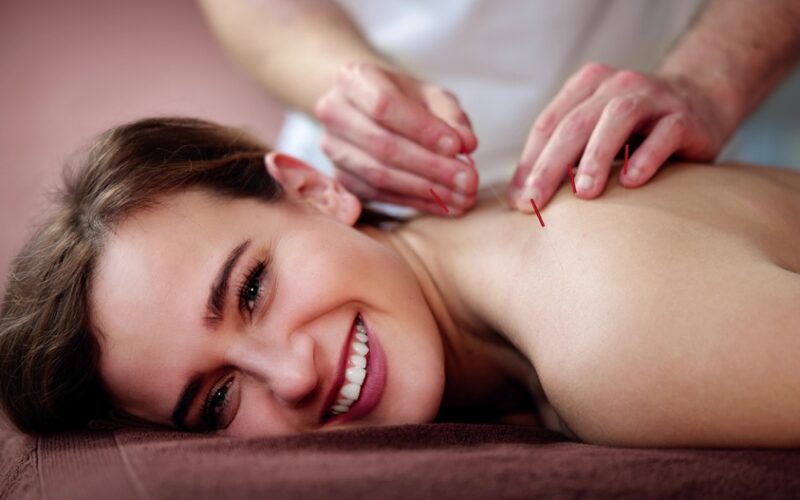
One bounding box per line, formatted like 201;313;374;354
519;187;541;211
627;168;641;182
453;170;469;192
451;191;467;206
437;135;456;155
576;174;594;192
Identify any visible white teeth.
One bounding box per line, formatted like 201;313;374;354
341;382;361;401
352;341;369;356
328;317;371;419
350;354;366;368
345;367;366;385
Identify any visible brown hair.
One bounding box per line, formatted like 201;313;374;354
0;116;284;434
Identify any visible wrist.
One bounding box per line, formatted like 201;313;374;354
656;45;745;141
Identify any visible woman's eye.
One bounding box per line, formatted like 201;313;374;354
243;279;260;311
239;261;266;315
203;377;234;430
210;387;227;412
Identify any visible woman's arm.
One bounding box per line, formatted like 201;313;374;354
197;0;388;114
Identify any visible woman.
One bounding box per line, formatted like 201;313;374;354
1;117;798;447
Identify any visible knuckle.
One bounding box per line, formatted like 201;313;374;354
608;95;642;117
533;111;558;134
667;113;689;136
430;85;457;102
321;137;348;165
577;62;613;83
613;70;648;88
362;166;391;189
370;133;397;162
562;111;593;138
314;93;337;122
338;61;367;86
670;100;691;115
367;90;393;120
419;122;442;147
585;147;605;167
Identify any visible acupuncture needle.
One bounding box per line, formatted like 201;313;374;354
464;152;571;285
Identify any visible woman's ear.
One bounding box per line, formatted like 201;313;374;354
264;152;362;225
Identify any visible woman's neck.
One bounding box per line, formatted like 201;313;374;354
359;196;542;419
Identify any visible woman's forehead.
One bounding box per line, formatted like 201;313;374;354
91;192;252;418
92;193;248;349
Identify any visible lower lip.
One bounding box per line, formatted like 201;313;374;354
326;314;387;426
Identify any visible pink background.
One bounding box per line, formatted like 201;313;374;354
0;1;285;293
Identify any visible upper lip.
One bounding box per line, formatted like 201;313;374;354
319;314;357;424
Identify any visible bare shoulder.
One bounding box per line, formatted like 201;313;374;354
473;162;800;446
529;162;800;446
539;257;800;448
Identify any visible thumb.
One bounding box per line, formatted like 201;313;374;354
423;86;478;154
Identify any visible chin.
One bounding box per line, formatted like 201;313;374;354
385;371;446;426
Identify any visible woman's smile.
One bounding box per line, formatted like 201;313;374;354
92;185;446;437
322;313;387;426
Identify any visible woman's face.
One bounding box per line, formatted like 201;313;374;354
92;155;445;436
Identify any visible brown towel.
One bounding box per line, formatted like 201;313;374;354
3;424;799;499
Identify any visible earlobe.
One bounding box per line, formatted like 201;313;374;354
331;181;362;225
264;152;362;225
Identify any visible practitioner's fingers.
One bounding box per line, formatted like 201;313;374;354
421;85;478;154
510;62;614;202
317;89;478;197
334;62;464;156
333;164;468;216
575;94;654;198
512;97;606;213
321;131;477;213
618;112;689;187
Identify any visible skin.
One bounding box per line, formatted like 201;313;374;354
511;0;800;211
93;153;449;436
94;153;800;447
199;0;800;214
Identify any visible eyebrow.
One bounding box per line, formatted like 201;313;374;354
204;239;251;330
171;239;251;430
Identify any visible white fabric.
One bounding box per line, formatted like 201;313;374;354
278;0;706;188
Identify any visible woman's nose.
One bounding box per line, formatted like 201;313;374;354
229;332;320;407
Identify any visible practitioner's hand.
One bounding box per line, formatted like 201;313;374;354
315;62;479;215
508;63;727;213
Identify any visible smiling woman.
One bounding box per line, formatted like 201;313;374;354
2;116;800;447
0;118;284;433
0;117;446;436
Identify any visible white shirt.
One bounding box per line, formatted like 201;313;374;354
278;0;706;189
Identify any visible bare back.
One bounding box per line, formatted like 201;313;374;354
405;162;800;447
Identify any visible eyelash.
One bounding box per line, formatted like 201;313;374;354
200;259;266;431
237;260;267;317
202;375;235;430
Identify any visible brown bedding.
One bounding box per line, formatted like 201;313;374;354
2;423;799;499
